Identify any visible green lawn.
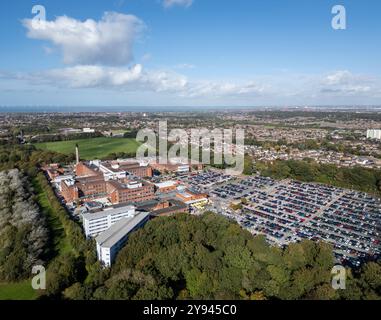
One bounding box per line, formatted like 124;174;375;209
0;280;38;300
32;177;73;257
34;137;141;160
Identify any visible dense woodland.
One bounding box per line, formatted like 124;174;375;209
254;159;381;196
61;214;381;300
0;144;74;173
30;132;103;143
0;169;48;281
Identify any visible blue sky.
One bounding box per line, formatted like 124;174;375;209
0;0;380;107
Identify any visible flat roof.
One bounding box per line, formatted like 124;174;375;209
82;204;135;221
177;190;193;198
152;200;187;215
101;161;147;172
154;181;177;188
96;212;150;248
107;179;151;191
76;175;104;184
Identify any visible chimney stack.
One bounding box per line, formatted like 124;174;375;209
75;144;80;164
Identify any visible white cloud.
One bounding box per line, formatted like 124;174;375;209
163;0;193;8
22;12;144;66
184;80;266;98
20;65;188;93
320;70;375;96
3;65;266;98
174;63;196;70
2;67;380;103
324;70;353;85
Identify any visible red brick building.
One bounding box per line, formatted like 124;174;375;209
61;180;79;203
107;180;155;204
76;176;107;198
136;198;188;217
43;164;64;180
122;162;153;178
75;162;102;177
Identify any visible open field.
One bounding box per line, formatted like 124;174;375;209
34;137;141;160
0;280;38;300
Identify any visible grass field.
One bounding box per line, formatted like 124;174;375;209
32;177;73;257
34;137;141;160
0;280;38;300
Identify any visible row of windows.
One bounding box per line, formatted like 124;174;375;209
87;218;108;227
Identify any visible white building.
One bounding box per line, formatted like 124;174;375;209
82;205;136;238
96;212;150;266
98;163;127;181
177;164;190;173
83;128;95;133
154;180;178;191
367;129;381;140
53;175;74;191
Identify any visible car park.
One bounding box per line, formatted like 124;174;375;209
210;176;381;267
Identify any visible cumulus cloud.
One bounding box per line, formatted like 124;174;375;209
22;12;144;66
163;0;193;8
11;65;187;93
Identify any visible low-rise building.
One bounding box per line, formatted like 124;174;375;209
136;198;188;217
44;163;64;180
149;157;203;173
176;189;208;205
154;180;178;193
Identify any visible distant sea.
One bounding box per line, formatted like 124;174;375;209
1;105;381;113
0;106;238;113
0;106;189;113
